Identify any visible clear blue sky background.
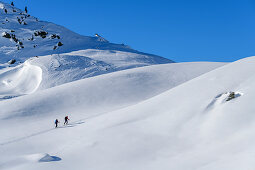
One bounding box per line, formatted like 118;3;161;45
2;0;255;62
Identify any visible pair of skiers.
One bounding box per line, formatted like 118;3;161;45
55;116;69;128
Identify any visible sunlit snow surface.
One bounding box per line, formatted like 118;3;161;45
1;1;252;170
0;60;227;170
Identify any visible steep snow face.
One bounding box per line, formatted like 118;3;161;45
0;61;42;98
0;1;173;65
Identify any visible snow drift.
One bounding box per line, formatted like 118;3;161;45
0;61;42;98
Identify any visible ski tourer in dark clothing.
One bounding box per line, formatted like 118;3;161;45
55;119;59;128
64;116;69;125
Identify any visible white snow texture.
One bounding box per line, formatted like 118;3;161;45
0;1;252;170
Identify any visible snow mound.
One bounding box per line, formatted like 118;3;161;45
0;61;42;97
39;154;61;162
0;153;60;169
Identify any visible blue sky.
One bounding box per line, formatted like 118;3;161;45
3;0;255;62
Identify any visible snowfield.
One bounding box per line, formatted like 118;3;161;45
3;53;255;170
0;1;253;170
0;60;226;170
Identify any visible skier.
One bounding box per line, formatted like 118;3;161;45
55;119;59;128
64;116;69;125
11;2;14;6
25;6;27;13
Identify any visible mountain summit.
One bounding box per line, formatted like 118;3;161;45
0;1;173;65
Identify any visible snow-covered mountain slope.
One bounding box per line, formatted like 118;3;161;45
1;56;254;170
0;48;175;97
29;49;176;90
2;1;250;170
0;1;176;98
0;61;225;117
0;1;172;65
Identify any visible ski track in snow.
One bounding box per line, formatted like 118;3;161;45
0;128;54;146
0;120;86;146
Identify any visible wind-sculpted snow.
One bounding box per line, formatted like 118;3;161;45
0;61;42;98
71;56;254;170
2;55;255;170
1;1;252;170
0;48;172;96
0;61;226;169
0;61;225;119
28;49;175;90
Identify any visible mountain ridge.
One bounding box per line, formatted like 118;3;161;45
0;1;175;97
0;1;173;65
